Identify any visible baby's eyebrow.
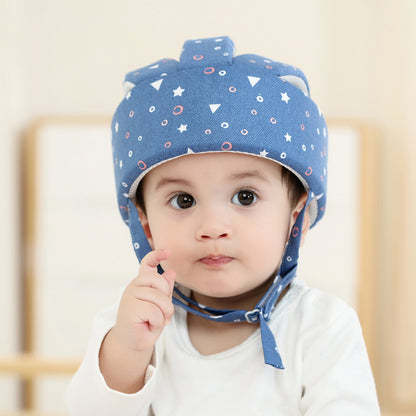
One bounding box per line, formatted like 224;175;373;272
154;169;269;190
228;170;270;183
155;177;192;190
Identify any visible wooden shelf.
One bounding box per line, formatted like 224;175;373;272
0;354;80;379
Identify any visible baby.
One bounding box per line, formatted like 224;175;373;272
66;36;380;415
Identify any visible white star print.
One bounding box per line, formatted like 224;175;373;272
259;150;269;157
281;92;290;103
173;86;185;97
178;124;188;133
126;91;132;100
285;133;292;142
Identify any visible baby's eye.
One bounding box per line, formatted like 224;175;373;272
231;190;257;206
170;193;195;209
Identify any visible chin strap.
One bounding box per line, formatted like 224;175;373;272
172;191;312;369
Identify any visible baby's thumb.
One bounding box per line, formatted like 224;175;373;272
163;269;176;294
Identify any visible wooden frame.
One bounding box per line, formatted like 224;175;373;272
0;116;382;414
329;119;379;368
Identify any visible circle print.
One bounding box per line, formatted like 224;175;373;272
164;142;171;148
161;119;168;126
241;129;248;135
173;105;184;115
257;95;264;102
221;142;232;151
204;67;215;74
138;160;147;170
221;122;229;129
193;55;204;60
205;129;212;135
305;167;313;176
129;111;135;118
229;86;236;93
149;106;156;113
270;117;277;124
219;70;226;76
251;109;258;115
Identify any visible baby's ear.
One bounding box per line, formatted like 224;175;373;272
137;208;154;249
290;192;311;247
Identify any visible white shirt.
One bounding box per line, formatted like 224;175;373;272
66;279;380;415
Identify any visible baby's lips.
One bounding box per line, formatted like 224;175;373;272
199;256;233;266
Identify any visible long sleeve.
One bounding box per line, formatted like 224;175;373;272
65;302;159;416
297;291;380;415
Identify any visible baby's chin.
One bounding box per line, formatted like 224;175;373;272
187;280;275;310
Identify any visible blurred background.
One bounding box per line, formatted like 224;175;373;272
1;0;415;414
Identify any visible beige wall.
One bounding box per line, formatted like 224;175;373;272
1;0;415;413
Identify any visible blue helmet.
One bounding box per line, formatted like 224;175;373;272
111;36;328;369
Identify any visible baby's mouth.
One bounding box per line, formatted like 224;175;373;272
199;256;233;266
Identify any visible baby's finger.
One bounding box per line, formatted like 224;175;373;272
134;287;175;324
133;299;166;332
134;272;171;296
162;269;176;294
142;249;171;271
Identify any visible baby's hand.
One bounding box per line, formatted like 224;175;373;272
113;249;176;353
99;249;175;392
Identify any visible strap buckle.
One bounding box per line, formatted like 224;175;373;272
244;308;260;323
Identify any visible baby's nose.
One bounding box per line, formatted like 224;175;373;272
196;212;232;240
199;230;229;240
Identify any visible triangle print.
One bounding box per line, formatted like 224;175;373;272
150;79;164;91
248;76;261;87
209;104;221;114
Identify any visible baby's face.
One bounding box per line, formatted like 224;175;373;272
139;152;296;309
